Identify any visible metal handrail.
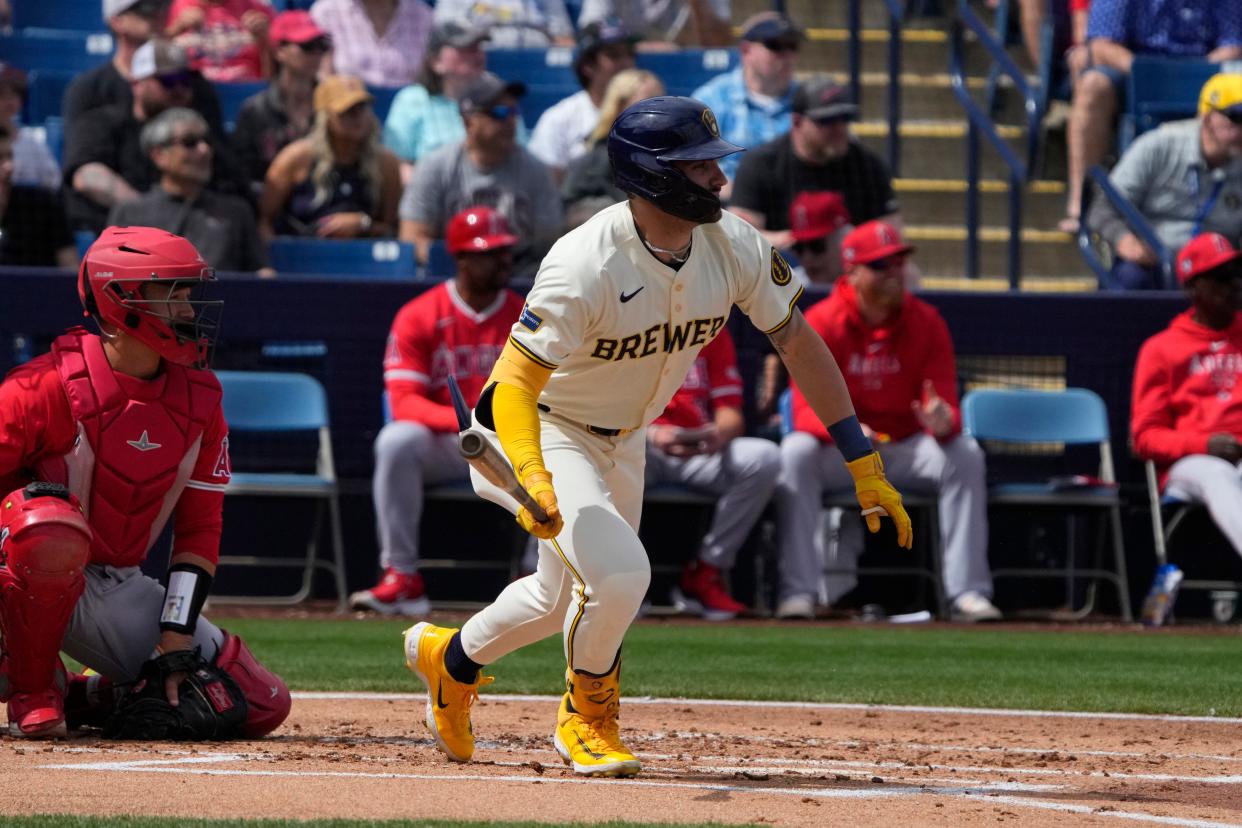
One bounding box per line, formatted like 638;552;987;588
848;0;904;175
949;0;1041;287
1077;165;1175;288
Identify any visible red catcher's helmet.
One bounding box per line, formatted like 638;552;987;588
445;206;518;255
78;227;222;369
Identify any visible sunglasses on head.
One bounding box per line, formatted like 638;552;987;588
156;70;193;89
164;133;207;150
296;38;331;54
762;39;799;53
485;103;520;120
793;238;829;255
128;0;168;18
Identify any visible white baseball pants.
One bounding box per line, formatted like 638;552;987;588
1164;454;1242;553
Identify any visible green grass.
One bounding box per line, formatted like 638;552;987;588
219;617;1242;717
6;820;748;828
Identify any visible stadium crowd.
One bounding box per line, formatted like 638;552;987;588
1;0;1242;630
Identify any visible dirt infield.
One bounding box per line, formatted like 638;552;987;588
3;692;1242;826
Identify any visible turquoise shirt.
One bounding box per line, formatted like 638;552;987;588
690;68;796;181
382;84;530;164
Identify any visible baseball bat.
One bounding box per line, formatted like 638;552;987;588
446;375;550;524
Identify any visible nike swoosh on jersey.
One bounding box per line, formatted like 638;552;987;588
619;287;645;303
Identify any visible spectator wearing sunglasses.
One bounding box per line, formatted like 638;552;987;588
110;108;271;274
529;19;637;182
775;220;998;623
65;39;247;233
690;12;803;184
232;12;331;191
399;72;562;274
731;75;899;253
1086;73;1242;290
167;0;275;82
260;74;402;243
63;0;224;141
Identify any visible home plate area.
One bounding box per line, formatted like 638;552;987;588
2;694;1241;827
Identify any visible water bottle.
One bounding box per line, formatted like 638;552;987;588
1141;564;1184;627
12;333;32;366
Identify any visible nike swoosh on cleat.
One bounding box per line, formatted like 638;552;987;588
437;681;449;709
575;733;607;760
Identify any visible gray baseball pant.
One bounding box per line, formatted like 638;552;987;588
1164;454;1242;553
776;431;992;604
372;420;469;573
62;565;225;682
643;436;781;570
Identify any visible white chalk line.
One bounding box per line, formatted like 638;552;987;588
38;753;1242;827
293;690;1242;725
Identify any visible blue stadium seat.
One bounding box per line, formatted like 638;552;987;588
214;81;266;131
523;82;578;127
25;69;75;125
0;29;113;74
1121;57;1216;150
425;239;456;279
268;237;418;280
369;84;401;125
635;49;737;97
42;115;64;164
12;0;104;32
486;47;577;87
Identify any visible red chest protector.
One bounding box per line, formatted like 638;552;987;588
36;329;222;568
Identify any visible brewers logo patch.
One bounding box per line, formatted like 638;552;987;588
701;107;720;137
770;248;792;286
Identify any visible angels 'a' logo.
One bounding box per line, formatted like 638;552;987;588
770;248;793;286
701;107;720;137
212;436;232;479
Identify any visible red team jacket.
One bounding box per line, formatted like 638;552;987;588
653;330;745;428
0;329;231;567
791;280;962;443
383;282;525;432
1132;310;1242;481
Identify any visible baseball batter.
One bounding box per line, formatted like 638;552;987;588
404;96;912;778
0;227;289;740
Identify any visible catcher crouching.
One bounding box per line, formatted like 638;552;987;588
0;227;290;740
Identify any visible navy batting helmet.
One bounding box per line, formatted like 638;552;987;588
607;96;742;223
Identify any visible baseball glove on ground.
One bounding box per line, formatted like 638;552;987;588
103;649;248;741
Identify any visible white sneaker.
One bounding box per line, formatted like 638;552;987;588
775;594;815;620
952;591;1002;622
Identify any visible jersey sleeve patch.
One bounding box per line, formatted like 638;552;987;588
519;305;543;333
771;248;793;287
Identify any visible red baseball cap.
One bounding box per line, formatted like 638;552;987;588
446;206;518;254
840;220;915;267
1176;232;1242;284
270;11;326;47
789;191;850;242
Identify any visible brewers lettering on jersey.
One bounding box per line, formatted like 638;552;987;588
402;96;912;781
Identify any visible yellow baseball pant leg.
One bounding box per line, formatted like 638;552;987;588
460;418;649;674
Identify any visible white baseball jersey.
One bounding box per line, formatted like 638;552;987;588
508;202;804;430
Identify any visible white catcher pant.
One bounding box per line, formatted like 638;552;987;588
1165;454;1242;554
459;411;650;675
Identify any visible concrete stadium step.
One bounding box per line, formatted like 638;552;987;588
800;28;998;77
810;72;1030;122
853;120;1029;179
895;178;1067;231
735;0;953;32
905;224;1091;279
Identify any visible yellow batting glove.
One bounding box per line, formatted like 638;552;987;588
845;452;913;549
516;470;564;540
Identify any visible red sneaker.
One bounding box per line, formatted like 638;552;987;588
349;568;431;616
671;561;747;621
7;689;66;738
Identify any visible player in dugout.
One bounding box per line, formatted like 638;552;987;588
401;96;912;778
0;226;290;741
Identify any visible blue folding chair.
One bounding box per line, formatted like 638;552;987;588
214;371;348;611
0;29;113;74
777;389;947;617
962;387;1132;621
268;237;418;280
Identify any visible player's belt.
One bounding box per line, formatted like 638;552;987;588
537;403;635;438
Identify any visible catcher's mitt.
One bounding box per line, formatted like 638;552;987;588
103;649;248;741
